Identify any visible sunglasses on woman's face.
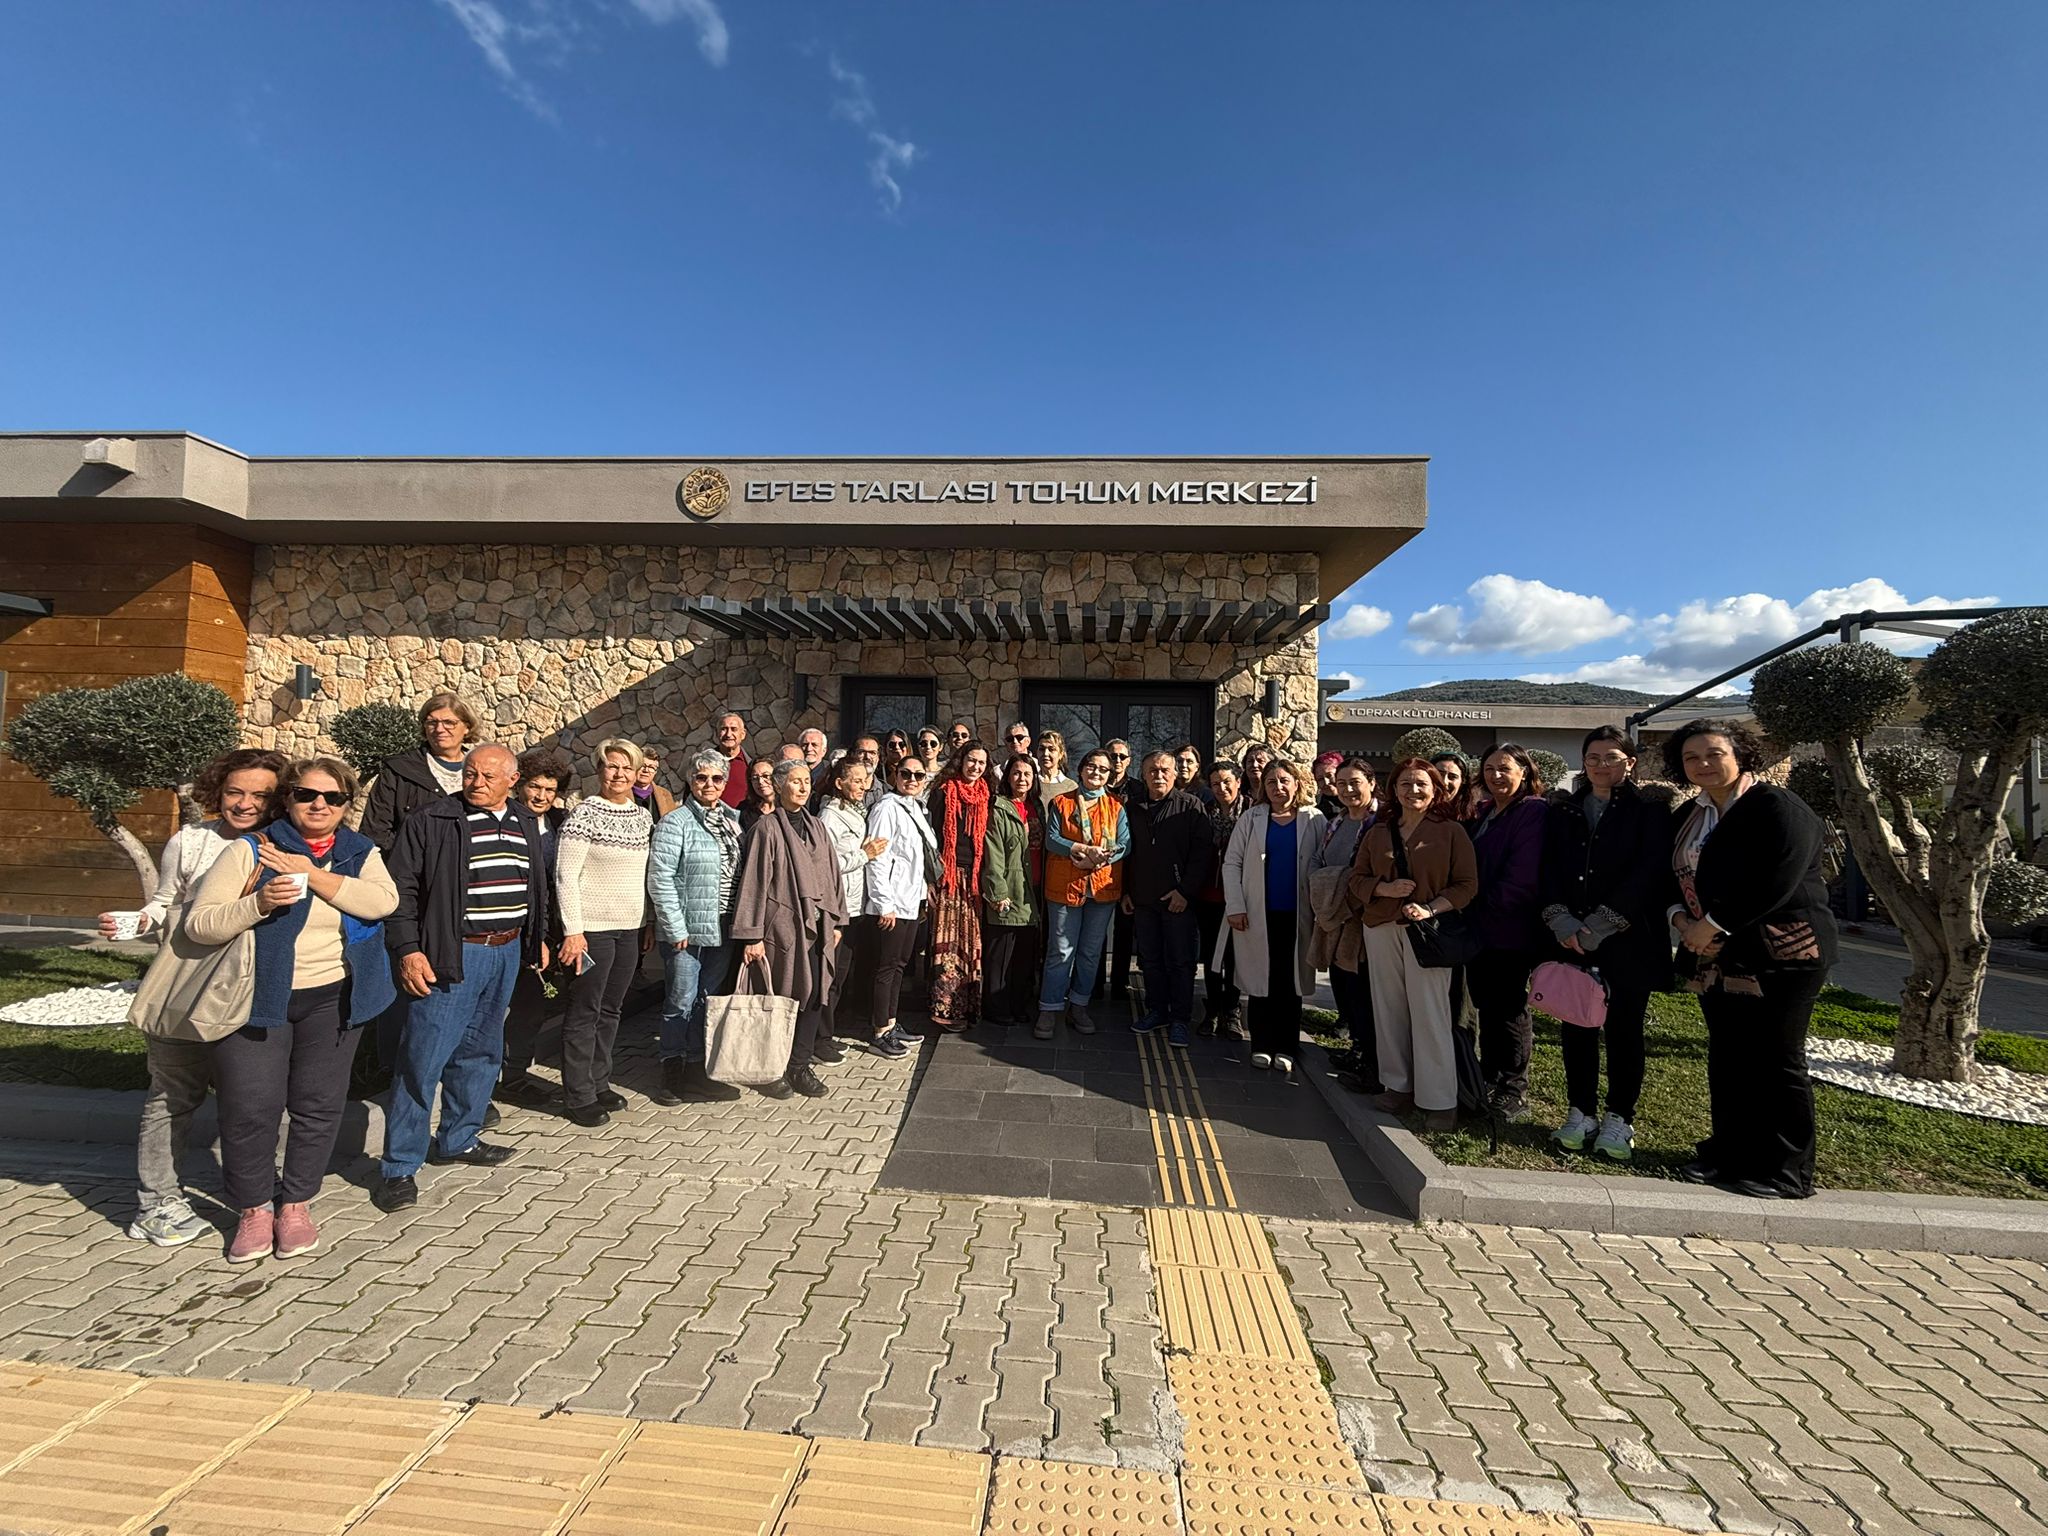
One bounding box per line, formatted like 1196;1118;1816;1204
899;768;928;782
291;787;350;808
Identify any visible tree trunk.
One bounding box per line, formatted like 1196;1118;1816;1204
1819;736;1968;1080
175;783;205;829
1888;941;1983;1081
107;824;158;911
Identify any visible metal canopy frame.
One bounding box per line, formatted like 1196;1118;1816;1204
675;595;1329;648
0;592;54;618
1621;605;2012;743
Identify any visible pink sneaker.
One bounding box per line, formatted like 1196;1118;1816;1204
227;1206;274;1264
273;1202;319;1259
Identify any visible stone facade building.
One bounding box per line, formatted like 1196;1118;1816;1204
0;436;1428;919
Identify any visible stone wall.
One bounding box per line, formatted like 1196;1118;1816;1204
243;544;1321;774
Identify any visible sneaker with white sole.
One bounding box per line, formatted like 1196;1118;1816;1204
1273;1054;1294;1079
1249;1052;1272;1070
128;1197;209;1248
1551;1107;1595;1151
1593;1113;1635;1162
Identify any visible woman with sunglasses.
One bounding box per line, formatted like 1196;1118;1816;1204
185;756;398;1263
913;728;945;799
861;755;939;1053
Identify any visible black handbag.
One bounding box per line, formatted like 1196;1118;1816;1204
1388;818;1482;970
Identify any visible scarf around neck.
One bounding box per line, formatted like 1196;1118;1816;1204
938;775;991;894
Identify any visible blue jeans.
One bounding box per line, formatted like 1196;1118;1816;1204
1039;901;1117;1011
1133;904;1199;1025
381;939;520;1179
659;934;737;1062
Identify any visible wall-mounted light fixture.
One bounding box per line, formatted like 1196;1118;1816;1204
80;437;138;475
293;664;323;702
1261;679;1281;718
793;674;811;713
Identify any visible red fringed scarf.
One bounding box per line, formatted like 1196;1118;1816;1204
938;775;991;895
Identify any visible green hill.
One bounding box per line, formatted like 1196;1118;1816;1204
1374;679;1665;706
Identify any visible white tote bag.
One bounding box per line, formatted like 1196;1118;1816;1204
703;955;800;1087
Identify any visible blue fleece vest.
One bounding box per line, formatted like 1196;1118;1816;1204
244;819;397;1031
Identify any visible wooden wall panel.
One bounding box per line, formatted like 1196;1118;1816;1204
0;521;254;918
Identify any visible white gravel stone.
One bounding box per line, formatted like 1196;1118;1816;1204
0;983;138;1029
1807;1036;2048;1126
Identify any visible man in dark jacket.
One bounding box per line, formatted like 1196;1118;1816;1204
358;692;478;853
1123;751;1218;1048
374;743;550;1214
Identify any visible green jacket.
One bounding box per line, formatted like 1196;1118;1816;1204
980;797;1037;927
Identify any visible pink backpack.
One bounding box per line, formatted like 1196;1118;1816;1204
1530;961;1608;1030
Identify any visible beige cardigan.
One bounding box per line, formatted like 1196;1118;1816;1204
186;840;398;991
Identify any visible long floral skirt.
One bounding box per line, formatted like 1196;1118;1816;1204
927;887;984;1029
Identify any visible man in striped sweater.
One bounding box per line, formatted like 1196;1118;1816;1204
375;744;551;1214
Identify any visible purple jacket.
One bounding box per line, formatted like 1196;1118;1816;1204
1466;795;1549;952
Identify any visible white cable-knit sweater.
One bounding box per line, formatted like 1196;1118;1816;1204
555;797;653;934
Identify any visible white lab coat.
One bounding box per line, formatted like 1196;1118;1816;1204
1216;804;1324;998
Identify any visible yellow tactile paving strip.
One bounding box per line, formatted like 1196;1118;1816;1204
984;1459;1181;1535
1169;1355;1366;1489
1133;1028;1235;1207
0;1375;307;1536
151;1393;459;1536
0;1362;1724;1536
1144;1207;1271;1272
773;1437;990;1536
570;1420;807;1536
1181;1476;1388;1535
0;1363;148;1477
1155;1262;1314;1363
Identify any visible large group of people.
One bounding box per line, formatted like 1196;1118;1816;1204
110;693;1838;1260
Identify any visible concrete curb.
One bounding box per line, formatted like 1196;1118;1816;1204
1297;1039;2048;1259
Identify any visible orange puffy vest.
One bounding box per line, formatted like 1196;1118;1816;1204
1044;790;1124;907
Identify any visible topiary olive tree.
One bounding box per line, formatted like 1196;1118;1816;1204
1527;748;1569;792
1390;726;1465;764
329;702;420;780
1786;758;1838;820
3;673;242;904
1752;610;2048;1082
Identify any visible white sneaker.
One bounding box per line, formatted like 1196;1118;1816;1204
1249;1052;1272;1070
128;1197;209;1247
1593;1113;1635;1162
1273;1055;1294;1079
1552;1107;1595;1151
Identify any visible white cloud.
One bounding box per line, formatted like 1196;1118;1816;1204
622;0;728;65
1522;578;1998;695
829;54;920;212
1324;602;1393;641
1404;575;1631;657
434;0;727;119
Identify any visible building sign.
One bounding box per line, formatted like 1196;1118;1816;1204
1325;702;1494;724
729;475;1321;507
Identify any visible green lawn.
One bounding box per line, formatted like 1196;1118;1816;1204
1406;986;2048;1201
0;946;152;1091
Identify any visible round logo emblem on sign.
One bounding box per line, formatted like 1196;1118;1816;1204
678;466;730;520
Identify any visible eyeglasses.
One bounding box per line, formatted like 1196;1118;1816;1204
899;769;928;782
1584;753;1632;767
1110;751;1131;761
1009;732;1030;742
290;787;350;808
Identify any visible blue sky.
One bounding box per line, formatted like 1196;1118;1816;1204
2;2;2040;696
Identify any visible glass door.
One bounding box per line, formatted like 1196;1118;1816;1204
839;676;937;743
1019;682;1215;763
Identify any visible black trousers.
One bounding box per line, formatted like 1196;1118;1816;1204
212;981;359;1209
1561;982;1650;1121
1328;962;1380;1086
561;929;638;1109
866;914;921;1030
1469;948;1539;1099
1700;969;1824;1194
1194;898;1239;1023
982;922;1038;1024
1246;910;1302;1056
502;964;564;1078
1132;904;1199;1026
1109;904;1135;996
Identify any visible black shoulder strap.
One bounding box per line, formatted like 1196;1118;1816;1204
1387;817;1411;880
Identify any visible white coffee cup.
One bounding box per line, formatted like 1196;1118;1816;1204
275;873;309;901
108;911;143;941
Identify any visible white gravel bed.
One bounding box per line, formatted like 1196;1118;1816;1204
1807;1036;2048;1126
0;984;138;1029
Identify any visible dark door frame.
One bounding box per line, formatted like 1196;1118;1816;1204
838;674;938;742
1018;679;1217;757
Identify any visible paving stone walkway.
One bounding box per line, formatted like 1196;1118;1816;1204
1275;1219;2048;1536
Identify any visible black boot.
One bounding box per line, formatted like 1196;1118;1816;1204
680;1060;741;1102
649;1058;686;1107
